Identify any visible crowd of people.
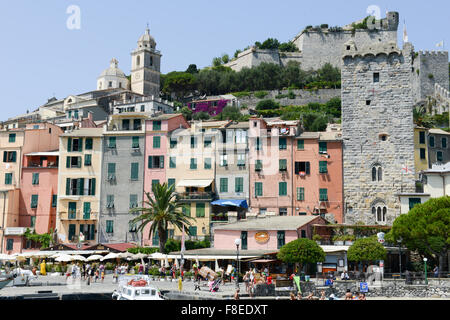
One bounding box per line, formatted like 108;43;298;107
288;289;366;300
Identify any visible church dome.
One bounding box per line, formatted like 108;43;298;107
138;28;156;49
99;58;127;78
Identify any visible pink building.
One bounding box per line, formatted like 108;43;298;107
213;215;328;251
248;118;298;216
19;152;59;250
142;114;189;245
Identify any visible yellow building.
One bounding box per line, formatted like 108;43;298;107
166;121;230;241
414;126;429;180
56;128;103;245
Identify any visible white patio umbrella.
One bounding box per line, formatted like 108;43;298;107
164;257;170;268
118;252;134;259
86;255;103;261
0;254;15;261
149;252;166;260
55;254;74;262
101;252;119;261
174;257;179;268
71;255;87;262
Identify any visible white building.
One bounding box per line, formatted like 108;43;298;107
97;58;129;91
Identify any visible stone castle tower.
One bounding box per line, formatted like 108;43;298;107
130;27;161;97
341;41;416;225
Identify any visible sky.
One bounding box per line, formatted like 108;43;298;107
0;0;448;120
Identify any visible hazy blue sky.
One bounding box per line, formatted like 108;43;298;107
0;0;448;119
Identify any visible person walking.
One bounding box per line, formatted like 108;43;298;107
81;263;86;280
138;263;144;275
234;288;240;300
99;263;105;283
86;266;91;285
243;271;250;293
433;266;439;278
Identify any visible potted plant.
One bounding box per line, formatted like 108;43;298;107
344;235;355;245
312;234;322;244
333;235;345;246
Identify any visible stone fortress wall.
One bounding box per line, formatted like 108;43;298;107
341;41;416;225
412;50;449;103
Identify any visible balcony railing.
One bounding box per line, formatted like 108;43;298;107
59;211;98;221
176;192;216;201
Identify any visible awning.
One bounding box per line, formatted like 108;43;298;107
211;199;248;209
177;179;213;188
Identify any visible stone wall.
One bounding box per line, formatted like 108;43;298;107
341;42;416;225
236;89;340;109
415;51;449;102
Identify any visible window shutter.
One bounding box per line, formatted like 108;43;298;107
67;138;72;151
131;163;139;180
77;157;82;168
78;178;84;195
66;178;71;195
3;151;6;163
160;156;164;168
91;178;96;195
306;162;310;175
66;157;70;168
11;152;16;162
148;156;153;169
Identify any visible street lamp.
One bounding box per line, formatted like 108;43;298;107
423;258;428;285
235;238;241;289
397;238;402;278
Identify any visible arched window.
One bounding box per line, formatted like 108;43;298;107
383;207;387;222
371;164;383;182
377;207;382;222
372;201;387;224
137;56;141;67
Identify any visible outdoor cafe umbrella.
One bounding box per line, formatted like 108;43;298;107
215;259;220;272
101;252;119;261
87;255;103;261
71;255;87;262
118;252;134;259
0;254;15;261
55;254;74;262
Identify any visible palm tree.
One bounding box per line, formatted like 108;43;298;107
130;183;195;253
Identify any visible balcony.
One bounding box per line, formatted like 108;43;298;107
59;211;98;221
176;192;216;202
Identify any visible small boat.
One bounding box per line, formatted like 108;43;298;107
112;276;164;300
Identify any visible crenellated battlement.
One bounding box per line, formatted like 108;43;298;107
418;50;448;57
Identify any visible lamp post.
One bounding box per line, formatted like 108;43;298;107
423;258;428;285
397;238;402;278
235;238;241;289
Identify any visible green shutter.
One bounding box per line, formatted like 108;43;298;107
169;157;176;168
297;187;305;201
297;139;304;150
220;178;228;193
9;134;16;143
83;202;91;219
279;159;287;171
182;204;191;217
255;182;263;197
11;152;16;162
67;138;72;151
279;182;287;196
159;156;164;168
204;158;211;169
255;160;262;171
106;221;114;233
85;138;93;150
68;202;77;219
68;224;76;241
190;158;197;169
129;194;138;208
132;136;139;148
66;156;70;168
131;163;139;180
52;195;57;208
319;161;328;173
319;142;327;153
30;195;38;208
5;173;12;185
66;178;71;195
3;151;6;162
32;173;39;185
84;154;92;166
153;136;161;148
108;163;116;174
148;156;153;169
437;151;443;162
78;138;83;152
78;178;84;195
235;177;243;193
279;138;287;150
319;189;328;201
168;179;176;188
196;203;205;217
189;226;197;237
77;156;82;168
109;137;116;148
153;121;161;131
90;178;96;195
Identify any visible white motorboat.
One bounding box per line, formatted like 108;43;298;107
112;276;164;300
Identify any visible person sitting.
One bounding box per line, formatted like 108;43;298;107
341;271;350;280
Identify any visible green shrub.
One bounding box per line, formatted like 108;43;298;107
232;91;251;98
288;90;296;99
428;74;434;80
105;262;114;270
275;94;288;99
254;91;268;99
184;271;193;277
256;99;280;110
150;268;160;276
